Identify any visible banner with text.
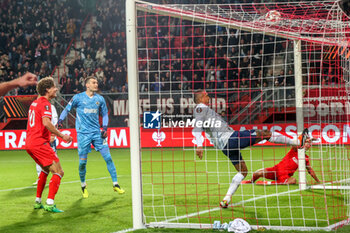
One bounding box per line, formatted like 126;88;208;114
304;87;350;121
1;123;349;150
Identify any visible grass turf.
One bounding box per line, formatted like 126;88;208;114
0;147;349;233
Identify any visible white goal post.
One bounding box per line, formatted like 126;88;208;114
126;0;350;231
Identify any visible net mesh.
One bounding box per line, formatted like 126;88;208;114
135;0;350;230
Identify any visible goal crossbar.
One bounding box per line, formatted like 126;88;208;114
136;0;350;46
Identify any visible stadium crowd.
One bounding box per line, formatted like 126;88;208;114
0;0;89;95
1;0;335;97
60;0;127;94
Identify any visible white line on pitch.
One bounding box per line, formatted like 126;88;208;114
164;187;303;223
0;176;120;192
113;228;138;233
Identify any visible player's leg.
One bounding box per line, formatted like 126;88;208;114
256;174;293;185
252;169;264;182
93;135;125;194
33;163;42;185
247;167;279;185
285;176;297;185
26;148;49;209
44;160;64;213
77;133;92;198
34;166;49;209
242;168;265;184
34;134;55;187
220;151;247;208
79;156;88;198
257;129;309;147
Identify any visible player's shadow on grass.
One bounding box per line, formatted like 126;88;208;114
63;197;116;217
5;187;36;198
0;198;116;233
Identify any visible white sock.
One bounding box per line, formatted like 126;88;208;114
268;132;299;146
46;199;54;205
81;182;87;187
36;164;42;177
113;182;119;186
35;197;41;203
223;173;245;203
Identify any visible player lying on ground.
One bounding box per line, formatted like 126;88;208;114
242;139;320;185
192;90;309;208
58;76;125;198
26;77;73;213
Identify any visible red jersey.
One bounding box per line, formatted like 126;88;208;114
26;97;52;147
275;148;310;176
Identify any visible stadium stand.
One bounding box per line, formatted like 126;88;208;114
0;0;337;97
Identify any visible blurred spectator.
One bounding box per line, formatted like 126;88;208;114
275;69;285;87
66;19;76;37
61;77;73;94
95;47;106;66
100;76;110;93
95;67;104;83
72;79;84;94
84;54;95;70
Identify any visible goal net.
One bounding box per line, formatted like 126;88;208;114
126;0;350;231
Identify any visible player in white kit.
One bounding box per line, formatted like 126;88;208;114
192;90;309;208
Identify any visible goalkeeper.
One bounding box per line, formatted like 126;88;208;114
192;90;309;208
58;76;124;198
242;139;320;185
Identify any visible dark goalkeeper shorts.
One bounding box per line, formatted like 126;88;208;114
222;130;257;165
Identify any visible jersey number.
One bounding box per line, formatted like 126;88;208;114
29;109;35;127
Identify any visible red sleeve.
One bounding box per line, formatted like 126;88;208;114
40;102;52;119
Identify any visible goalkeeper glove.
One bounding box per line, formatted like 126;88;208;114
101;126;108;139
57;119;63;129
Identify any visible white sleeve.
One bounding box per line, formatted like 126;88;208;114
192;105;207;147
51;104;58;126
192;129;204;147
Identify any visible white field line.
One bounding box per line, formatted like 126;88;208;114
164;187;304;223
163;178;350;224
0;176;115;192
113;228;139;233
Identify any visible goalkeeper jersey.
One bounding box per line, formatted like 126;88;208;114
192;103;234;150
61;92;108;134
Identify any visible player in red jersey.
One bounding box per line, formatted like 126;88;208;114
26;77;72;213
242;139;320;185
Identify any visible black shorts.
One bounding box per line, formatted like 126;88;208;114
222;130;257;165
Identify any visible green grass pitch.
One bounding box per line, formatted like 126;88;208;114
0;148;349;233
